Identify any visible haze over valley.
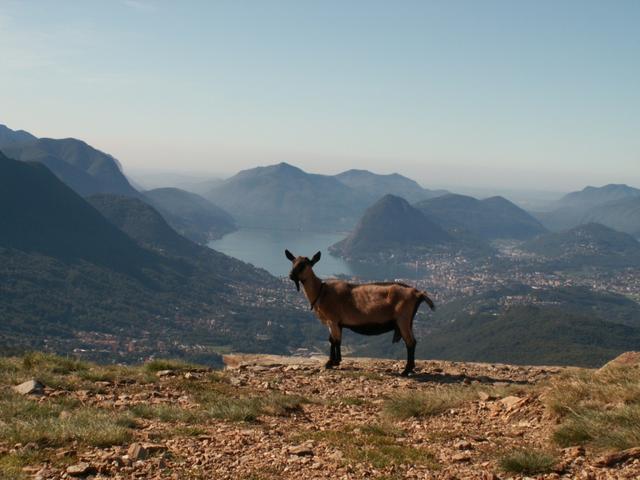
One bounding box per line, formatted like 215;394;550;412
1;122;640;370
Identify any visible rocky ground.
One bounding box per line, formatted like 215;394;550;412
2;353;640;479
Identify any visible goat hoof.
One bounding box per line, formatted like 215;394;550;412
324;361;334;369
400;369;414;377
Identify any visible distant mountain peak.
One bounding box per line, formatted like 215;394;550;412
271;162;304;172
338;169;404;179
0;124;137;197
377;192;408;204
583;184;634;191
0;124;37;147
523;222;640;265
416;193;547;240
330;194;451;258
335;168;446;205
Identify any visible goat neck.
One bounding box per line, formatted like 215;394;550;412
301;268;324;310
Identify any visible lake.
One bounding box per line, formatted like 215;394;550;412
208;228;414;280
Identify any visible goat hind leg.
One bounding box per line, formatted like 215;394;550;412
402;341;416;377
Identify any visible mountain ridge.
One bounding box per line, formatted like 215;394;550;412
330;194;452;258
144;187;236;243
415;193;547;240
334;168;447;204
0;125;138;198
536;184;640;233
206;162;369;231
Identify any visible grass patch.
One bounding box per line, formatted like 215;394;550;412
0;353;90;391
297;424;437;469
0;353;161;392
261;393;308;416
194;389;310;423
130;404;200;423
544;364;640;451
0;391;133;448
499;449;557;474
0;450;50;480
143;359;198;373
1;408;133;447
383;386;477;419
204;396;262;422
21;352;88;374
129;392;305;426
335;396;368;406
76;363;150;385
0;448;78;480
552;405;640;450
360;423;405;438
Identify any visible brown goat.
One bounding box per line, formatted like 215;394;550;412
285;250;435;376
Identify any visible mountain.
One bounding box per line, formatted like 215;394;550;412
0;124;138;197
0;152;325;362
536;184;640;232
88;194;199;258
581;197;640;238
334;169;446;204
522;223;640;267
330;194;451;258
414;194;547;240
0;151;153;274
0;124;37;147
205;162;369;231
128;171;224;196
415;285;640;367
557;184;640;209
88;194;251;277
144;187;236;243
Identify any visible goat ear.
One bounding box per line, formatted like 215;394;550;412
285;249;296;262
310;251;321;265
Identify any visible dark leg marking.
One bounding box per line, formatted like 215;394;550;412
401;341;417;377
326;336;341;368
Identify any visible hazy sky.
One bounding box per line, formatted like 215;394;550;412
1;0;639;191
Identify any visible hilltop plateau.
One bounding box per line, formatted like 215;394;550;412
2;353;640;479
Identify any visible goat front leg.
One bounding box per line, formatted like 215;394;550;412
397;320;417;376
325;323;342;369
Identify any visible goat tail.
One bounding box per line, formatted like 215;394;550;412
418;291;436;312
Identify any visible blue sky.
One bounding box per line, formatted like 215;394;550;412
1;0;638;191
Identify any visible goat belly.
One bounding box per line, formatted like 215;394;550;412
344;321;396;336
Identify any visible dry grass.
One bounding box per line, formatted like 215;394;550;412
143;358;199;374
0;450;57;480
297;423;438;469
130;403;200;423
499;448;557;474
0;353;314;478
196;391;309;423
544;364;640;451
0;353;159;392
383;385;478;419
0;391;133;447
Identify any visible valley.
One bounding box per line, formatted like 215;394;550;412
2;122;640;370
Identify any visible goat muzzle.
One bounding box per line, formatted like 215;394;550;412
289;274;300;291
